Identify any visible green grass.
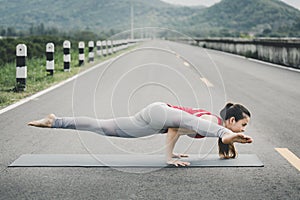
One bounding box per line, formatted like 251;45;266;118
0;46;136;109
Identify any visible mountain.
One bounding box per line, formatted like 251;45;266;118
0;0;199;32
186;0;300;36
1;0;300;37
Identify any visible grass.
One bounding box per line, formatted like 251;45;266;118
0;45;136;109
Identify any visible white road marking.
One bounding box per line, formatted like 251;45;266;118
183;61;190;67
200;77;214;87
275;148;300;172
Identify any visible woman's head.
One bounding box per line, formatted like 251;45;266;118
220;103;251;133
218;102;251;159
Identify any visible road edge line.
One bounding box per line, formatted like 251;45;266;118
0;59;113;115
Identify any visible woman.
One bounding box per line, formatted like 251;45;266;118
28;102;252;167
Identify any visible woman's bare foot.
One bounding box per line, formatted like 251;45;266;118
222;132;253;144
28;114;56;128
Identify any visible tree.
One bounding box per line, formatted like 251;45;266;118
7;27;17;36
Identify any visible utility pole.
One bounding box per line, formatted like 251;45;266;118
131;0;134;40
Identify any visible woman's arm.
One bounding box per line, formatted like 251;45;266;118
175;115;219;136
166;128;190;167
166;128;180;160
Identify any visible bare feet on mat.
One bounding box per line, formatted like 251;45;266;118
222;133;253;144
28;114;56;128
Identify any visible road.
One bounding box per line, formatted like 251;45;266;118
0;40;299;199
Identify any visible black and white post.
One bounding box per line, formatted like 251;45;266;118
96;41;102;57
63;40;71;72
16;44;27;91
112;40;116;53
78;41;85;66
46;43;55;76
88;41;94;62
107;40;112;55
102;40;107;57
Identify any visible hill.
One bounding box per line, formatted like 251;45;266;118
0;0;198;33
1;0;300;37
185;0;300;36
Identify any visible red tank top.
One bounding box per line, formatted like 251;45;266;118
167;104;223;139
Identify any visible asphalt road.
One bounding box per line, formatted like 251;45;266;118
0;40;299;199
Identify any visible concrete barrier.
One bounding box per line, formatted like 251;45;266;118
195;38;300;69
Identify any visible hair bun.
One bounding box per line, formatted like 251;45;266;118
225;103;234;109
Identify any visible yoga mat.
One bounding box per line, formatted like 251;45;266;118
9;154;263;167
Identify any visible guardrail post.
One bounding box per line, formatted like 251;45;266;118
112;40;116;53
107;40;112;55
78;41;85;66
16;44;27;91
102;40;107;57
88;41;94;63
46;43;55;76
63;40;71;72
96;41;102;57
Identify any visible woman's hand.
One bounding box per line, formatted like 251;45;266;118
172;153;189;158
167;160;190;167
222;132;253;144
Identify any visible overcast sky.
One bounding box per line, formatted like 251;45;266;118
161;0;300;10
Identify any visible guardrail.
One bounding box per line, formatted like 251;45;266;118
185;38;300;69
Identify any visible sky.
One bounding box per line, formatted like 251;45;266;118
161;0;300;10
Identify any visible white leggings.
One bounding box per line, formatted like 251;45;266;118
52;102;232;138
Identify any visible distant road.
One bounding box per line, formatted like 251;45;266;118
0;40;299;199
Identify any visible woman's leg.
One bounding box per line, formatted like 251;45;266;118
29;113;161;138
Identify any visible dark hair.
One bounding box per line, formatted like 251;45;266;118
220;103;251;122
218;103;251;159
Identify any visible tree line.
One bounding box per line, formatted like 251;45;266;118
0;24;120;67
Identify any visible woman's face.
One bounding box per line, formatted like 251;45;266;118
225;116;250;133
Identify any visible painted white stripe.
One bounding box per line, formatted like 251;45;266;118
275;148;300;172
64;54;71;62
46;60;54;70
200;77;214;87
0;58;113;115
16;66;27;78
183;61;190;67
79;54;85;60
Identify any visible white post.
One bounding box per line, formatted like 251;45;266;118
16;44;27;91
112;40;116;53
88;41;94;62
102;40;107;57
96;41;102;57
78;41;85;66
46;43;55;76
63;40;71;72
107;40;112;55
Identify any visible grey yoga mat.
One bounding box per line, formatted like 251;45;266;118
9;154;264;168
